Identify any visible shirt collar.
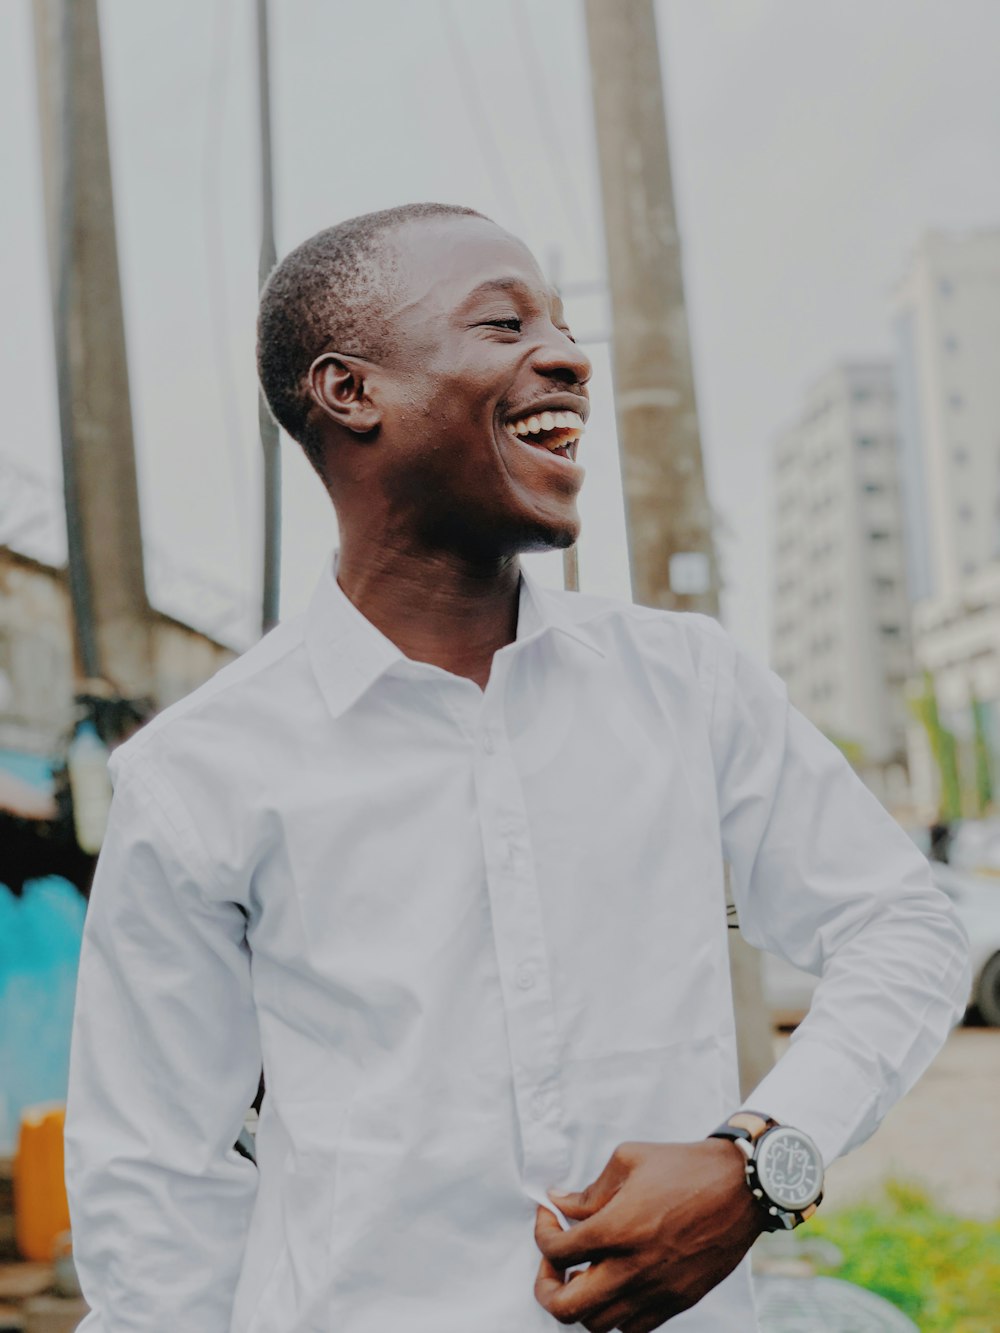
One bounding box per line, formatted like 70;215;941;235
305;551;604;721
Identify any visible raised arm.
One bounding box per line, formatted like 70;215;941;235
711;627;970;1162
66;754;261;1331
534;622;970;1330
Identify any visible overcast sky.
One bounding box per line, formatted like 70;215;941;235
2;0;999;659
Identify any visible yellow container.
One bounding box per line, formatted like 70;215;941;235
13;1102;71;1262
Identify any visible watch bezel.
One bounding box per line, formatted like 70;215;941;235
752;1124;824;1212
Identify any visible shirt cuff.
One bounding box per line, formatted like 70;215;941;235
739;1037;878;1167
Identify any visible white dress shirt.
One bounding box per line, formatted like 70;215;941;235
66;555;969;1333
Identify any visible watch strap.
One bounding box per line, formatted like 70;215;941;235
708;1110;777;1146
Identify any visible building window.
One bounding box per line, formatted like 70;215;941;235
949;392;964;411
870;530;890;541
880;624;901;637
944;334;959;353
863;481;883;494
874;575;895;591
857;435;877;449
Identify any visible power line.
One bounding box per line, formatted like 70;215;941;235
439;0;526;234
508;0;594;248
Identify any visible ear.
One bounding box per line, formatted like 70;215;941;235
307;353;381;436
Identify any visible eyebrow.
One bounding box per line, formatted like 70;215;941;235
462;276;535;302
461;275;567;321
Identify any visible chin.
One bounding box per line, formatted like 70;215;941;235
515;514;580;555
418;500;580;562
533;525;578;552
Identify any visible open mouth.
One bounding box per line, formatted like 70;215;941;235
503;409;584;462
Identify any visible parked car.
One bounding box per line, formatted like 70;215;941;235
762;863;1000;1027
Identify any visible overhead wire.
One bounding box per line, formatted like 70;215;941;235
508;0;595;250
439;0;527;235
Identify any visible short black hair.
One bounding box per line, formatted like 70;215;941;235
257;202;489;475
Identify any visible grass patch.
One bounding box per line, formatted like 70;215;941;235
809;1181;1000;1331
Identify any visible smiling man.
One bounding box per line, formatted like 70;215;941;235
65;204;969;1332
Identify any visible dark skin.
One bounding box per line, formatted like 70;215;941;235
309;214;592;689
536;1141;764;1331
305;214;761;1324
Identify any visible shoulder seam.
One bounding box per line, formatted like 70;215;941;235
117;747;229;902
124;619;307;758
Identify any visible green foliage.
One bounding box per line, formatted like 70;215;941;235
809;1181;1000;1331
908;673;963;822
971;696;994;816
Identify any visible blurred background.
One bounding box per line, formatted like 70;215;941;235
1;2;999;1328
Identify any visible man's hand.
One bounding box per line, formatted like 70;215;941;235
533;1139;764;1331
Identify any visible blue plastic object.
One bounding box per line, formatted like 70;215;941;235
0;750;86;1153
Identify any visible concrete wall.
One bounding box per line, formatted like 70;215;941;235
892;229;1000;601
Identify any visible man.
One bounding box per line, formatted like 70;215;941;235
66;203;969;1332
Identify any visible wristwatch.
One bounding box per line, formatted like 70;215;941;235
709;1111;824;1231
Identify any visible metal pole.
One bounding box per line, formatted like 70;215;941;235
256;0;281;633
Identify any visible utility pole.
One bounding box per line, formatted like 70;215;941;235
256;0;281;633
32;0;154;705
584;0;772;1093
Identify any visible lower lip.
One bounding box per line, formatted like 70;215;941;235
505;430;585;476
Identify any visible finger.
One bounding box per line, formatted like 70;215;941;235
550;1146;633;1220
534;1252;567;1310
535;1201;623;1267
582;1293;640;1333
581;1266;660;1333
535;1252;596;1323
620;1299;687;1332
535;1250;590;1290
534;1257;629;1327
584;1297;639;1333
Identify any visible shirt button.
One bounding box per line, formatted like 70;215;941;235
516;963;536;991
482;732;495;756
530;1092;548;1120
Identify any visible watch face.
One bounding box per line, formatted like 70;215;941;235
755;1126;824;1211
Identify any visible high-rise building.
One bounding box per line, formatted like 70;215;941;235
770;363;912;795
892;229;1000;602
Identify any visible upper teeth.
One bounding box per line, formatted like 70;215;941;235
506;410;585;448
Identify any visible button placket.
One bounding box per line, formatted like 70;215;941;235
473;682;569;1185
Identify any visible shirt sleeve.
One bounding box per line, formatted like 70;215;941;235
706;624;971;1166
65;749;261;1331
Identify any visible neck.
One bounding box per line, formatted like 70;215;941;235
335;537;522;690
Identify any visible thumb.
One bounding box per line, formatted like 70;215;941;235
550;1151;630;1220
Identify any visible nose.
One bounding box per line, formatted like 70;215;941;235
531;325;593;389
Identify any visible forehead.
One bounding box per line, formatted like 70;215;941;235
385;216;551;321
